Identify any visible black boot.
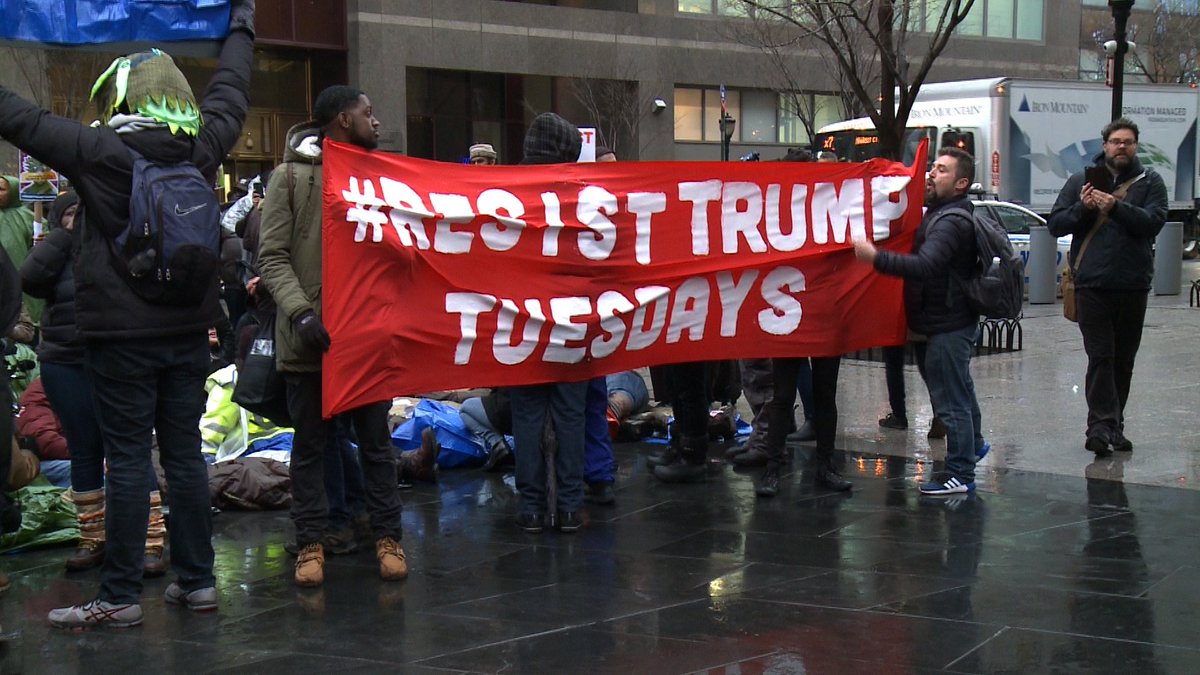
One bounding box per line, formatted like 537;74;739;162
815;457;852;492
652;436;708;483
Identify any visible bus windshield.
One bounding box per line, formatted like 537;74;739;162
814;127;936;166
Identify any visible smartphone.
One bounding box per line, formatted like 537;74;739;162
1084;166;1114;193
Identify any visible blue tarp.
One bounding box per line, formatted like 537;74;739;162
391;399;488;470
0;1;229;45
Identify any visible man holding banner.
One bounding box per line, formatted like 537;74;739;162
257;86;407;587
855;147;986;496
0;0;257;628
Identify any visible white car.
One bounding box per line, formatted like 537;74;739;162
972;199;1072;291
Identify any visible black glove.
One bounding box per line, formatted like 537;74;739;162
293;310;330;353
229;0;256;37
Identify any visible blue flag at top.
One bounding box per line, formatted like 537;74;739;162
0;1;230;45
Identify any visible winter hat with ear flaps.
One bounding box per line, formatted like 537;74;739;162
90;48;201;136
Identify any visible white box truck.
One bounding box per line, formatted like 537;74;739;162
815;77;1199;223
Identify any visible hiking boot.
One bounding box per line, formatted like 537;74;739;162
786;420;816;442
878;413;908;430
294;543;325;587
707;406;737;441
755;466;781;498
164;583;218;612
143;545;167;578
65;539;105;571
398;429;440;483
927;417;947;439
48;599;143;630
376;537;408;581
731;448;770;467
919;472;974;495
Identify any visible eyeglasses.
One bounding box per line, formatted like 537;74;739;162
1106;138;1137;147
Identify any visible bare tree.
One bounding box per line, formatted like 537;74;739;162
721;7;872;145
733;0;976;160
1088;1;1200;84
568;74;651;158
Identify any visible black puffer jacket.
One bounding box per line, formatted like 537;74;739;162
0;29;253;339
1046;155;1166;291
21;222;82;365
874;196;978;336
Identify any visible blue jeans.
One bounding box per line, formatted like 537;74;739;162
584;377;615;485
461;397;506;453
511;381;587;515
86;334;214;604
40;361;105;493
924;324;984;482
605;371;649;413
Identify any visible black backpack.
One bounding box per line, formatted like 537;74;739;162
935;207;1025;320
112;149;221;306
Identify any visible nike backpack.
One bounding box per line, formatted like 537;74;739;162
114;148;221;306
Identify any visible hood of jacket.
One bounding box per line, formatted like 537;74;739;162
521;112;581;164
283;121;323;164
1;176;18;208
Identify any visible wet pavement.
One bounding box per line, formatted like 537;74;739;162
0;267;1197;673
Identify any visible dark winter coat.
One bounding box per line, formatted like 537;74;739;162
0;29;254;339
1046;155;1167;291
874;196;979;336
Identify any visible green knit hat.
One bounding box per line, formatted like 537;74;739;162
90;49;201;136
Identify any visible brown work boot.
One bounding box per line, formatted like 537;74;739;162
397;429;440;483
294;543;325;587
376;537;408;581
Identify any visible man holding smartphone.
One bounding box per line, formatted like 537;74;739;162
1047;118;1167;456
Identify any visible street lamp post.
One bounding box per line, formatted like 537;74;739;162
1109;0;1135;121
720;113;736;161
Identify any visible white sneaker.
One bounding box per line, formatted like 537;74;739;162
48;599;143;629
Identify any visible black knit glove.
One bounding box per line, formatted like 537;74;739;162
293;310;330;353
229;0;256;37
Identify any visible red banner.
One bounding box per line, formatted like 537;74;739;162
321;141;926;416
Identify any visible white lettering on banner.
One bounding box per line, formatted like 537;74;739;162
429;192;475;254
342;177;388;243
476;189;526;251
679;180;722;255
493;298;545;365
758;266;805;335
445;292;497;365
443;267;809;365
722;182;768;254
341;174;910;259
627;192;667;265
378;177;433;249
811;180;865;245
576;185;618;261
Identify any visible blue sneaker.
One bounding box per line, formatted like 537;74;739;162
919;473;974;495
976;441;991;461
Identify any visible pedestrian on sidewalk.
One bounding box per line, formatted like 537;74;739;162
1046;118;1166;457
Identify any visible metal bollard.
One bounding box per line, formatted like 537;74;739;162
1027;225;1057;304
1154;221;1183;295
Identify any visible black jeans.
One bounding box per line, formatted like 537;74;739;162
764;356;840;469
511;381;587;515
883;345;907;419
661;361;710;445
87;334;214;604
1076;288;1148;442
284;372;401;546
